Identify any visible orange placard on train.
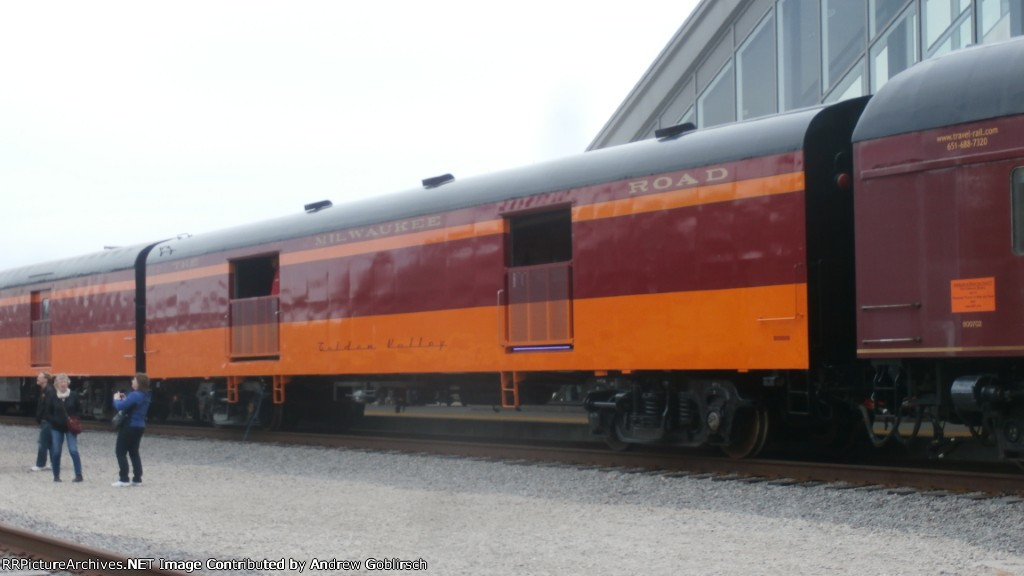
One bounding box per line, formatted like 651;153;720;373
950;277;995;313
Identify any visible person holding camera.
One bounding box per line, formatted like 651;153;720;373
112;372;151;487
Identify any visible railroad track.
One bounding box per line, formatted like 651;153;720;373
3;415;1022;498
0;522;192;576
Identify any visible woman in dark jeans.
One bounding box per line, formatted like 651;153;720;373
47;373;83;482
112;372;151;487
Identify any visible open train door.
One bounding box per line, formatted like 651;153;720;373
500;207;574;352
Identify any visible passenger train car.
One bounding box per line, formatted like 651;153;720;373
2;38;1023;464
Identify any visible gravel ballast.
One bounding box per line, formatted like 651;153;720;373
1;424;1023;575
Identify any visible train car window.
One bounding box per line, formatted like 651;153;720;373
29;290;51;366
30;290;50;321
231;255;279;299
508;208;572;267
1012;168;1024;255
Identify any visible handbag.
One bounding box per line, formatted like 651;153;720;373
61;401;82;436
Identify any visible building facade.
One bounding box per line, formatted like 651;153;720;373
590;0;1024;149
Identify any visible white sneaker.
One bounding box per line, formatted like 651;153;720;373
30;465;49;472
111;481;131;487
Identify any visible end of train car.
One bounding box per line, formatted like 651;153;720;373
0;243;162;418
852;38;1024;465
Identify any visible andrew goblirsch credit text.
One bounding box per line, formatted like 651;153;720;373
1;556;429;572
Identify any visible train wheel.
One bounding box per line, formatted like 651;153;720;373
721;407;770;459
604;421;632;452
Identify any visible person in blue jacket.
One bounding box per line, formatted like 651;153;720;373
112;372;151;487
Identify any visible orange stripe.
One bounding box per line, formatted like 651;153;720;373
149;263;229;286
145;284;808;378
573;172;804;223
53;280;135;300
0;331;137;378
0;294;29;307
1;281;136;303
0;339;31;377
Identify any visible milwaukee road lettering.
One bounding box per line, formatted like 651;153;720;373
318;337;447;352
627;167;729;194
314;216;444;247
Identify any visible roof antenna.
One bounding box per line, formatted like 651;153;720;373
422;173;455;189
655;122;697;140
304;200;333;213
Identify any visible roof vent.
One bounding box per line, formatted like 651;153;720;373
422;173;455;189
304;200;333;213
655;122;697;140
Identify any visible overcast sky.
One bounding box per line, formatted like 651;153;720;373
0;1;698;271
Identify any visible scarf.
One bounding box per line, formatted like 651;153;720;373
56;388;70;400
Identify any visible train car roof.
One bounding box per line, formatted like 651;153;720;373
153;105;826;263
853;37;1024;142
0;243;157;291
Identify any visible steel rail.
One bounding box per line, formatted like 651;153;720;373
0;522;192;576
2;415;1021;497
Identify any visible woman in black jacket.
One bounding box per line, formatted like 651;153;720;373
47;373;83;483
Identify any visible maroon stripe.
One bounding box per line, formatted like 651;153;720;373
145;235;505;334
575;191;807;298
0;284;136;339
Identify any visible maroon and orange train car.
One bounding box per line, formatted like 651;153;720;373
137;97;863;449
852;39;1024;461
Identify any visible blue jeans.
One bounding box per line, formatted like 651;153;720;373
36;421;51;467
51;428;83;480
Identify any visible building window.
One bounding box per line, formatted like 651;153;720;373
825;57;865;103
738;11;776;120
978;0;1015;43
924;0;972;55
1013;167;1024;255
678;106;695;127
823;0;867;92
698;61;734;128
778;0;820;111
871;0;911;38
871;5;918;91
